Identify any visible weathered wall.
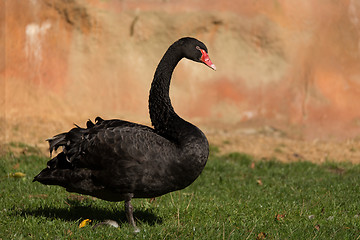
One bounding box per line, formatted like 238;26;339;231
0;0;5;144
3;0;360;146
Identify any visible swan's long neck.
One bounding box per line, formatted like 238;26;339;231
149;40;209;178
149;44;185;140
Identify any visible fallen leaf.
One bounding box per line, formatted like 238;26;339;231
314;224;320;231
250;162;255;169
256;179;263;186
256;232;267;240
79;219;92;228
9;172;26;178
12;163;20;169
308;215;315;220
275;214;285;221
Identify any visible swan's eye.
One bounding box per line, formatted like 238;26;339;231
196;46;200;50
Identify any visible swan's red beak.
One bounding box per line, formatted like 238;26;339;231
200;49;216;71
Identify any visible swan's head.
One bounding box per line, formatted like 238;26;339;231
178;37;216;71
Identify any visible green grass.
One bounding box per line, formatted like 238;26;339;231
1;145;360;239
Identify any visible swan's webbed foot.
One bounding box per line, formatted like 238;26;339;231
125;199;140;233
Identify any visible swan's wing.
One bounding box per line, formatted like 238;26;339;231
41;118;180;195
49;119;177;168
81;123;179;168
83;121;182;193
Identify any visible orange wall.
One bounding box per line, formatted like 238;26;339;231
3;0;360;144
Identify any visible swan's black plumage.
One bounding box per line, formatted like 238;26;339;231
33;37;215;228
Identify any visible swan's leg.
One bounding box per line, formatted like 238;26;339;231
125;200;139;232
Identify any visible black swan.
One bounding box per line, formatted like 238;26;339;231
33;37;216;230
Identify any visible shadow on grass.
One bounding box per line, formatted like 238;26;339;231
19;205;162;225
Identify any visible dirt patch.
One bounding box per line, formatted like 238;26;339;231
4;122;360;164
207;127;360;164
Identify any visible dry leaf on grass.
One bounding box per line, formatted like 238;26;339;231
9;172;26;178
12;163;20;169
275;213;285;221
79;219;92;228
256;232;267;240
250;162;255;169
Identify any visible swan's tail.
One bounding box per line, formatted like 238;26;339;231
46;116;104;159
33;151;95;191
33;117;104;186
33;152;73;186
